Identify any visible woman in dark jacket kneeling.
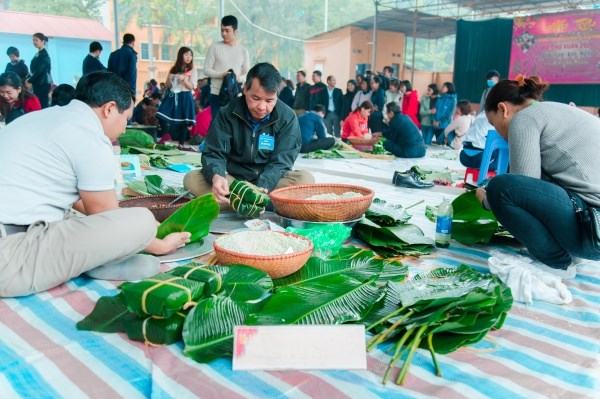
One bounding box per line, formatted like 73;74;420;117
383;102;426;158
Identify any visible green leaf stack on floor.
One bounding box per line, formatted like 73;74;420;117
354;198;434;257
77;248;512;384
228;179;270;217
363;265;513;385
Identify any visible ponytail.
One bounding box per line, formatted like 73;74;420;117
484;75;549;113
33;32;48;43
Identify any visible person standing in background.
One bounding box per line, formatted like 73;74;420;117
400;80;420;129
82;41;106;76
29;33;53;109
478;70;500;114
308;70;328;111
293;70;311;116
5;47;29;84
420;83;438;145
340;79;357;122
203;15;250;119
108;33;137;95
278;78;295;109
323;75;343;137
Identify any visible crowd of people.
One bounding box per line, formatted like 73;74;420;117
1;13;599;297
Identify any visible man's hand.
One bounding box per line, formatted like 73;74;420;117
212;174;230;203
222;70;231;78
433;121;439;127
145;232;191;255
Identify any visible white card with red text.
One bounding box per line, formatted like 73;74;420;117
232;325;366;370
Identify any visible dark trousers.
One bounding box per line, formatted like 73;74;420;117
459;148;498;170
209;94;221;119
383;140;426;158
33;83;51;109
432;128;445;144
300;137;336;153
486;174;600;268
422;125;435;145
324;112;341;137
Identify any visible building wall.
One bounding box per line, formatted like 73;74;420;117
304;27;406;91
0;32;110;88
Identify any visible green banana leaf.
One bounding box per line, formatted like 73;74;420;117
182;296;249;363
76;293;135;333
354;218;434;256
327;246;376;261
334;150;361;159
123;312;187;345
126;175;184;196
365;198;412;226
125;146;182;156
167;264;226;296
247;275;380;325
164;153;203;167
157;193;219;242
119;129;156;148
120;273;206;318
410;165;453;184
451;191;498;244
273;255;407;287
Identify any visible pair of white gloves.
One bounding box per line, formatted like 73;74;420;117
488;251;574;305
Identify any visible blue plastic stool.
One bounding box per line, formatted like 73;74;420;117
477;129;509;185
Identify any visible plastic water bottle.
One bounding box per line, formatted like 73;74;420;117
435;197;453;248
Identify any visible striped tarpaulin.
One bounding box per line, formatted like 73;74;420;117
1;152;598;398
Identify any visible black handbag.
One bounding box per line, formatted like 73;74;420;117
568;192;600;250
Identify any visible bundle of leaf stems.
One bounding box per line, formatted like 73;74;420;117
365;306;441;385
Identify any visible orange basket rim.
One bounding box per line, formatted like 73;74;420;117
213;231;314;260
269;184;374;205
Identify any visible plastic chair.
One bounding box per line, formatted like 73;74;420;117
477;129;509;185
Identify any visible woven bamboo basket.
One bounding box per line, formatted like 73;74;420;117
347;136;380;146
119;194;190;222
213;232;313;278
269;184;374;222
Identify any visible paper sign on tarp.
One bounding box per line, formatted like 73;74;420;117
232;325;366;371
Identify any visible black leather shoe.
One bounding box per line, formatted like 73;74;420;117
392;171;434;189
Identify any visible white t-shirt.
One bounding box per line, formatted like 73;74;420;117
203;41;250;95
0;100;115;224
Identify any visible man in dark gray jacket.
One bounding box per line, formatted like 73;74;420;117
183;62;314;204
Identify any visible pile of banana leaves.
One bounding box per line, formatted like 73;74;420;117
125;175;186;196
78;247;512;385
408;165;453;185
364;265;512;384
302;143;361;159
353;198;434;257
119;129;178;155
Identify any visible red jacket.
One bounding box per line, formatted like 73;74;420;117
342;111;369;139
15;95;42;114
401;90;420;128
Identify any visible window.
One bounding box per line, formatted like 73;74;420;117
355;64;371;76
140;42;160;61
161;45;173;61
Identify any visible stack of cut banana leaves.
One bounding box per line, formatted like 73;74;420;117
353;198;435;257
78;246;512;385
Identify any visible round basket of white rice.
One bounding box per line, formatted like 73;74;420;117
213;231;313;278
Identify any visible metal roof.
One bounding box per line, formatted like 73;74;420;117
351;8;458;39
0;10;113;41
377;0;599;20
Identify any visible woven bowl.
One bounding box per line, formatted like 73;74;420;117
269;183;374;222
119;194;191;222
213;232;313;278
348;136;380;146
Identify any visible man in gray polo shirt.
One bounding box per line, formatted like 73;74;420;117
0;71;190;297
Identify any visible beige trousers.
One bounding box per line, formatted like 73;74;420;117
0;207;156;297
183;169;315;197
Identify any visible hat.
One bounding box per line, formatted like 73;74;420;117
486;70;500;79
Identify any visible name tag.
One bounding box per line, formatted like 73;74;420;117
258;133;275;151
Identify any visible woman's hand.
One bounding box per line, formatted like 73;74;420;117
476;187;487;206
